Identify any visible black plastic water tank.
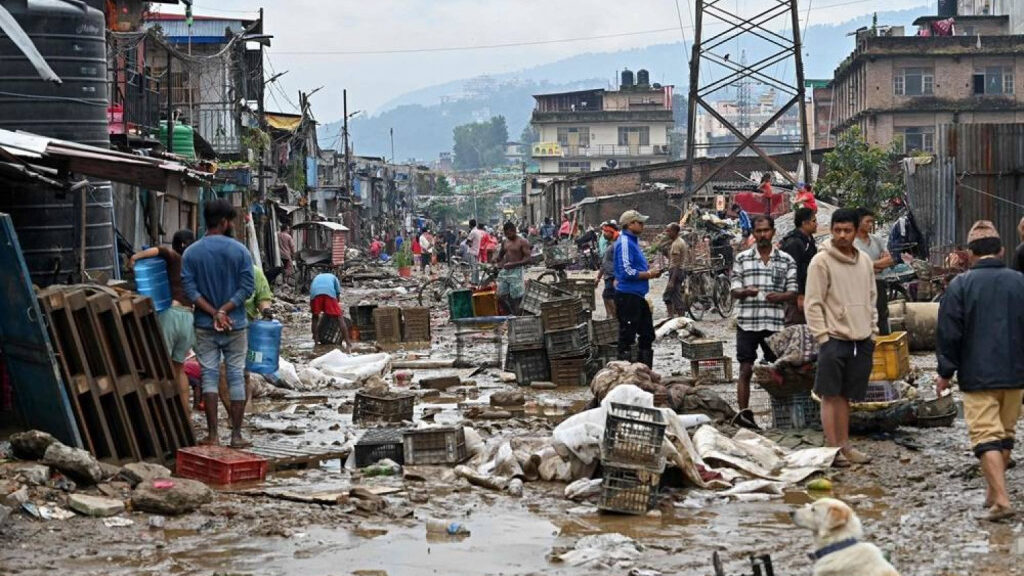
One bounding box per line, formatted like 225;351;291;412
621;69;634;89
636;69;650;87
0;0;109;147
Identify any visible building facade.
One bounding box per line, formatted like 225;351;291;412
529;70;674;174
828;6;1024;153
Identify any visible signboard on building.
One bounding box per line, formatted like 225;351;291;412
532;142;563;157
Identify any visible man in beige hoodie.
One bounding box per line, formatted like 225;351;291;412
805;207;878;467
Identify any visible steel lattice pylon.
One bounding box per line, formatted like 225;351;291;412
684;0;813;196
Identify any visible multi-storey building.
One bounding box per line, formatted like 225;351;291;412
529;69;674;174
828;1;1024;153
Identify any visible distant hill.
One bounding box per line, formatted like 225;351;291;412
319;7;927;161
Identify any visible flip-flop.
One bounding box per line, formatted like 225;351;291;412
198;436;219;446
230;438;253;449
976;505;1016;523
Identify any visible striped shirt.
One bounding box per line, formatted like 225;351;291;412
730;246;798;332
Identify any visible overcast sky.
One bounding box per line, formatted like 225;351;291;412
153;0;932;120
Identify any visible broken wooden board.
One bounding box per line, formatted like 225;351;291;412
247;442;349;471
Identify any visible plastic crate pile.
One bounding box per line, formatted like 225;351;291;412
541;297;592;386
680;338;731;383
598;403;666;515
505;316;549;385
354;426;469;468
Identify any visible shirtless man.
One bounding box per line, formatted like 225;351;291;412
495;221;532;315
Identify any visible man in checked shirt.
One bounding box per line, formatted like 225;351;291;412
730;215;798;414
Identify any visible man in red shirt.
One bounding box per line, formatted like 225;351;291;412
758;174;776;215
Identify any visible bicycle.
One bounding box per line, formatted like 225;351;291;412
682;256;732;320
417;261;498;307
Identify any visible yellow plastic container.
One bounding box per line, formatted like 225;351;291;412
869;331;910;382
472;290;499;317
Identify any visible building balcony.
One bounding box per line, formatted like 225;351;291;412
532;143;671;158
530;109;673;124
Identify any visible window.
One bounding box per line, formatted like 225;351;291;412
901;127;935;153
894;68;934;96
617;126;650;146
973;67;1014;95
558;161;591;173
556;127;590;147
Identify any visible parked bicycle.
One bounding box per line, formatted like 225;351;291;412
417;260;498;307
682;255;733;321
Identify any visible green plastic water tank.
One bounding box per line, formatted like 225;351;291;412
159;122;196;160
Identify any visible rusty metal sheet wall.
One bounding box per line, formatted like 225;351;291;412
905;156;957;264
907;124;1024;266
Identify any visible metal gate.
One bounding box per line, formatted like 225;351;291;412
0;213;80;446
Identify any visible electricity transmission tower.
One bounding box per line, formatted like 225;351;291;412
684;0;813;196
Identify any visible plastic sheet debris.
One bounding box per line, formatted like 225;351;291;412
553;533;644;568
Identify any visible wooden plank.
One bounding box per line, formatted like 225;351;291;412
62;289;137;462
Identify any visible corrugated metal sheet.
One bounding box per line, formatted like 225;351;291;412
906;124;1024;266
146;19;246;40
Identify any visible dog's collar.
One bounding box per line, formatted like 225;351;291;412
809;538;859;561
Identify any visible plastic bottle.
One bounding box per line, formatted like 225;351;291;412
426;519;471;536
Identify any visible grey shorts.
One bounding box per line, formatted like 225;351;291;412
813;338;875;401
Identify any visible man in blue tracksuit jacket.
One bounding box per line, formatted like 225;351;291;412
614;210;663;367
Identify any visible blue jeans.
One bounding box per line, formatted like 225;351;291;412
195;329;247;401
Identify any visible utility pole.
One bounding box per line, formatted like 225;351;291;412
165;49;173;154
389;127;395;164
257;7;266;202
343;89;351;211
683;0;813;197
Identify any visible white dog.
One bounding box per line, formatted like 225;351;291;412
791;497;900;576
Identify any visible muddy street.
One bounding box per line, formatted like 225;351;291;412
2;276;1021;576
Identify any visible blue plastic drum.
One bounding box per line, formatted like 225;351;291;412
134;257;172;312
246;319;282;374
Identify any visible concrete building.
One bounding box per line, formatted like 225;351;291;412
529;70;674;174
828;2;1024;153
694;88;804;158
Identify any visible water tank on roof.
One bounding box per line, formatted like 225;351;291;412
160;122;197;160
636;69;650;87
938;0;956;18
621;69;634;90
0;0;109;146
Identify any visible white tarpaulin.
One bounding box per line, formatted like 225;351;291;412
309;350;391;381
692;426;839;484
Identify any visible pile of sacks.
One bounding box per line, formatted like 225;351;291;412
590;361;737;425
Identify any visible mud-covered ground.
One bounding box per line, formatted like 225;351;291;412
2;270;1022;576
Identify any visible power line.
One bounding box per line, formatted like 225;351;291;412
275;27;684;55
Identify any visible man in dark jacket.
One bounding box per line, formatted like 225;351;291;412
937;220;1024;522
779;207;817;325
614;210;663;367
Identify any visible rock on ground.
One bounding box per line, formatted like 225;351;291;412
119;462;172;487
67;494;125;518
3;486;28;508
41;444;103;485
490;390;526;407
4;463;50;486
9;431;58;460
131;478;213;515
0;503;10;527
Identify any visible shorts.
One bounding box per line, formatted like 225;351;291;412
963;389;1024;457
157;306;195;364
497;266;525;299
194;328;247;401
602;278;616;301
421;253;431;266
311;294;342;317
813;338;874;401
736;328;778;364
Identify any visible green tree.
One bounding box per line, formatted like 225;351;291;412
815;126;905;222
519;124;539;155
435;175;452;196
452;116;509;170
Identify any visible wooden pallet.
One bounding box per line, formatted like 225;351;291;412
247;441;350;471
34;286;194;466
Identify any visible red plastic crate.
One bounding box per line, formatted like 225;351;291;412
175;445;268;485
